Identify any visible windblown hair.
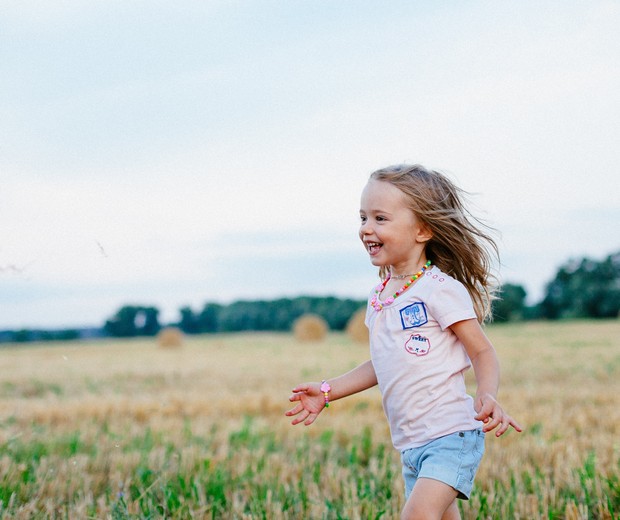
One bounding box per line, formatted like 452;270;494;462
369;164;499;322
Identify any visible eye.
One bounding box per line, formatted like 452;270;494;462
376;215;386;222
360;214;367;223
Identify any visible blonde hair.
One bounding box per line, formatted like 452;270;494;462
369;164;499;322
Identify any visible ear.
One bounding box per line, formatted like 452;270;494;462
415;222;433;243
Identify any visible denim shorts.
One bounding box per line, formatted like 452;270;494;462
401;429;485;500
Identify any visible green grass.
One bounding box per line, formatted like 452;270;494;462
0;418;401;518
0;322;618;518
0;417;618;519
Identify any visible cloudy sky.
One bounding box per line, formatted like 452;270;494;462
1;1;619;329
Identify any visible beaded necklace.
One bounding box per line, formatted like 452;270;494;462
370;260;431;312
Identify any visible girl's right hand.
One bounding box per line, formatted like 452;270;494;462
285;383;326;426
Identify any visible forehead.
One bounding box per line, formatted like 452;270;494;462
360;180;408;210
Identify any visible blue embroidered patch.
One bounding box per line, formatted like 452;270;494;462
400;302;428;329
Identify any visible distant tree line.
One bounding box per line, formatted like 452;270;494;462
103;297;366;338
1;251;617;343
0;328;83;343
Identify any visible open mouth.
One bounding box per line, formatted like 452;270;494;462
366;241;383;255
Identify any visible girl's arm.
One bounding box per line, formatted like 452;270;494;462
285;359;377;426
450;319;523;437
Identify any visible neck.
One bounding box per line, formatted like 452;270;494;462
389;257;429;279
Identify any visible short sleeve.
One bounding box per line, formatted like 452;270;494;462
426;279;477;330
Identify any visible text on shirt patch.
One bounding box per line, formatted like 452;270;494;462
404;334;431;356
400;302;428;329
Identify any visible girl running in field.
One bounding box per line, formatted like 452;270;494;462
286;164;522;520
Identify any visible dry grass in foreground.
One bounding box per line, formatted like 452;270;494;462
0;320;618;519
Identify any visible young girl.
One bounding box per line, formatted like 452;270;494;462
286;164;522;520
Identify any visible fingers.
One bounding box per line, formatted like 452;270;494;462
288;384;313;404
288;386;311;403
481;415;500;434
494;415;518;436
286;382;327;427
288;407;317;426
507;416;524;433
478;412;523;436
286;403;306;425
284;398;320;426
474;404;493;423
290;411;308;426
493;417;510;436
492;414;523;436
475;399;523;436
284;402;303;417
303;412;318;426
291;383;311;394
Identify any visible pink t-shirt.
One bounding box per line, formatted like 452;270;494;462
365;266;480;451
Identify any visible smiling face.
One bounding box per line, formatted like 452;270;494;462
359;179;432;275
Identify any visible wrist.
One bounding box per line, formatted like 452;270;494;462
476;391;497;401
320;380;331;408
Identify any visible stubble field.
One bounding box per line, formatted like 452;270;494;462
0;320;619;519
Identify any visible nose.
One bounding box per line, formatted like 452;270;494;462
359;219;372;236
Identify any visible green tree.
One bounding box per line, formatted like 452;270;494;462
198;303;223;333
104;306;139;336
540;251;620;319
179;306;201;334
140;307;160;336
104;305;161;337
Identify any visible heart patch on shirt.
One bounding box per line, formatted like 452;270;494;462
404;334;431;356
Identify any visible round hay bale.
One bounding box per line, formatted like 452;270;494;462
157;327;184;349
293;314;328;342
346;308;369;344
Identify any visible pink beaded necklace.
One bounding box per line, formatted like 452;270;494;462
370;260;432;312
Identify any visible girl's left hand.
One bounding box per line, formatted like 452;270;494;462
474;393;523;436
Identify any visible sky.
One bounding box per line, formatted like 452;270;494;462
1;0;619;329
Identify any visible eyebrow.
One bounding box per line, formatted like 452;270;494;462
360;208;393;215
